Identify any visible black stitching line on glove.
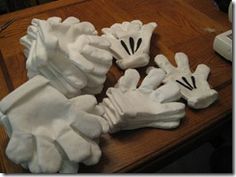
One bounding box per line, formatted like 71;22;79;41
120;37;142;55
135;38;142;52
176;76;197;91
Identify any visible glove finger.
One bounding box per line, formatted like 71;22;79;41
70;95;97;112
88;61;111;76
86;35;111;49
116;69;140;91
69;52;94;72
59;160;79;173
81;45;113;65
142;22;157;33
82;138;102;165
156;102;185;117
56;129;91;162
192;64;210;80
70;111;104;139
175;52;191;72
116;120;180;130
141;121;180;129
62;16;80;24
84;103;109;133
6;131;34;164
37;21;58;47
101;27;111;35
81;85;104;95
154;54;175;74
27;26;38;39
28;151;42;173
35;136;62;173
129;107;185;122
20;36;33;49
31;18;42;26
47;16;62;24
110;24;126;38
153;81;181;103
23;48;29;58
86;72;106;87
139;68;165;90
128;20;142;31
73;22;97;35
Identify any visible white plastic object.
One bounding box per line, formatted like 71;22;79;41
154;52;218;109
213;30;232;61
102;20;157;69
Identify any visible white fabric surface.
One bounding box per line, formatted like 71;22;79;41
100;68;185;133
102;20;157;69
20;17;113;98
0;75;108;173
154;52;218;109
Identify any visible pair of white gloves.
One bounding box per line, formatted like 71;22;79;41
0;75;108;173
20;17;113;98
100;52;218;132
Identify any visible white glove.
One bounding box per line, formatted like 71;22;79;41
154;52;218;109
20;17;113;98
0;75;108;173
102;20;157;69
100;68;185;133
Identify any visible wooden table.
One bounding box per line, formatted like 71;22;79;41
0;0;232;173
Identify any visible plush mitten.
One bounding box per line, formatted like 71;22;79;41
154;52;218;109
0;75;108;173
20;17;113;98
100;68;185;133
102;20;157;69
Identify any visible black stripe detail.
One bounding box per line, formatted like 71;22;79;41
129;37;135;54
191;76;197;88
176;80;193;91
120;40;131;55
135;38;142;52
182;77;194;89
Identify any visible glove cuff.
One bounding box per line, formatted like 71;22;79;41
0;75;49;113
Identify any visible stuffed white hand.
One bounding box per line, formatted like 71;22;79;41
0;75;108;173
102;20;157;69
100;68;185;133
154;52;218;109
20;17;113;97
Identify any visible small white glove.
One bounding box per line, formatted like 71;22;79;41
102;20;157;69
100;68;185;133
0;75;108;173
20;17;113;98
154;52;218;109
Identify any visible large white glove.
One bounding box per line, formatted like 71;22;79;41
102;20;157;69
0;75;108;173
20;17;113;98
100;68;185;133
154;52;218;109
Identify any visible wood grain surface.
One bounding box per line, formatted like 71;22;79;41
0;0;232;173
